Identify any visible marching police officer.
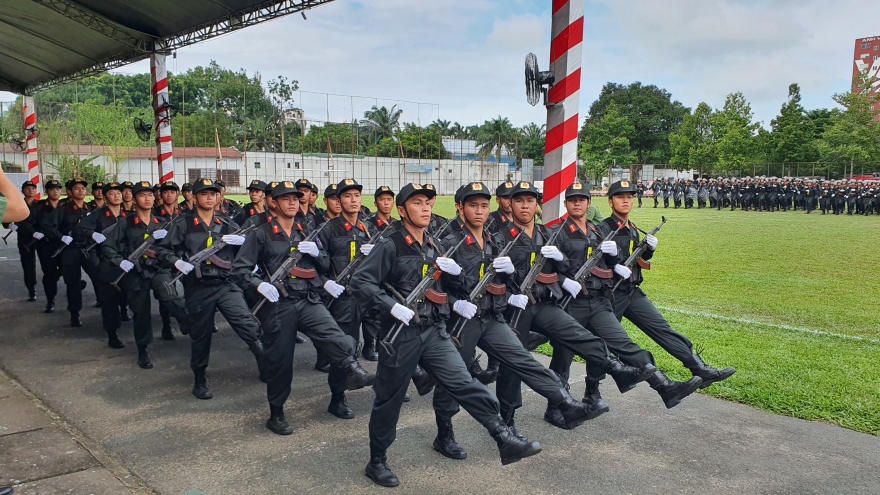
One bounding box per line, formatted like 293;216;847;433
88;182;105;209
29;179;63;312
231;180;375;434
42;177;96;327
235;179;268;225
431;181;596;460
351;183;543;488
155;178;266;400
603;180;736;388
5;180;39;301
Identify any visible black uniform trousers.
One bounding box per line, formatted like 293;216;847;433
611;286;696;367
360;309;382;348
18;242;37;293
36;243;61;301
183;280;261;372
95;279;121;334
60;248;97;314
127;271;187;348
433;312;566;420
370;321;499;456
550;295;655;383
258;293;355;408
496;300;609;415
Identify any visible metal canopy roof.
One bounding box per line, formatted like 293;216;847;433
0;0;334;94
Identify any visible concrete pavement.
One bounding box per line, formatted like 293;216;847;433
0;240;878;495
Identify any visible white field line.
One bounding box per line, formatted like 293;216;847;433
656;305;880;346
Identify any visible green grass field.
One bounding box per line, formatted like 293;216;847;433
229;194;880;436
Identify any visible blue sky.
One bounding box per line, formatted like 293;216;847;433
2;0;875;130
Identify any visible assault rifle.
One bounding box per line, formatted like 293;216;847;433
449;228;523;348
164;223;257;294
51;218;121;259
80;219;122;257
379;231;468;356
111;217;181;291
557;224;622;311
2;225;15;245
248;220;329;321
610;216;667;292
508;220;569;335
327;222;393;310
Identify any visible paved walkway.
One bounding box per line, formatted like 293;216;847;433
0;241;878;495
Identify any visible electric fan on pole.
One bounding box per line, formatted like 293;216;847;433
133;117;153;142
524;52;556;106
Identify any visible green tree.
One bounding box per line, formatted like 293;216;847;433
475;116;517;164
770;84;817;163
518;122;546;167
578;102;637;182
816;84;880;178
361;105;402;140
669;102;715;175
581;82;689;177
710;92;760;175
428;119;452;137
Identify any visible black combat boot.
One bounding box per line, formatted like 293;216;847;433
328;392;355;419
27;289;36;301
340;356;375;390
526;331;550;351
107;330;125;349
558;388;608;428
411;365;436;396
583;377;610;412
365;453;399;487
402;391;411;403
687;353;735;388
314;353;331;373
192;369;213;400
433;415;467;460
45;299;55;313
161;325;176;341
362;340;379;362
266;405;293;435
500;408;527;441
137;346;153;369
69;312;82;327
488;417;542;466
467;354;498;385
250;341;268;383
646;371;702;409
603;358;656;393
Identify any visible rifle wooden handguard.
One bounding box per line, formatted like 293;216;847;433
486;283;507;295
207;254;232;270
145;249;156;259
289;266;317;279
425;289;447;305
637;258;651;270
536;273;559;285
590;266;613;279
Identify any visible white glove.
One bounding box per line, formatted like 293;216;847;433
390;303;415;325
174;259;194;275
360;243;374;256
298;241;319;258
257;282;279;302
61;235;73;245
645;234;658;250
600;240;618;255
221;234;245;246
33;232;44;240
152;229;168;239
453;300;478;319
508;294;528;309
562;278;581;299
91;232;106;244
435;256;462;275
119;260;134;272
540;245;563;261
9;224;17;232
492;256;515;274
614;264;632;279
323;279;345;298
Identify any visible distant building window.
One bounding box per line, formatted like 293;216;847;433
862;54;870;59
254;162;261;169
863;43;872;49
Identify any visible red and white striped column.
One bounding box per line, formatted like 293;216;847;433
22;95;41;199
150;42;174;183
542;0;584;225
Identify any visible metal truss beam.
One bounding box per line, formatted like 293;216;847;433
21;0;335;94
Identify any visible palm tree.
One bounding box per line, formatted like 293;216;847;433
520;122;546;140
360;104;402;140
476;116;517;163
450;122;463;138
429;119;452;137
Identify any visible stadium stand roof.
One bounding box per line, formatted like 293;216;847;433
0;0;334;94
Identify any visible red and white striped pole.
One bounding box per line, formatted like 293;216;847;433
22;95;41;199
542;0;584;225
151;42;174;183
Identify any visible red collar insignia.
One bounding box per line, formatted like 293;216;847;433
465;235;474;245
272;225;280;234
568;223;576;232
193;217;200;226
405;235;414;245
509;227;518;237
344;222;352;231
